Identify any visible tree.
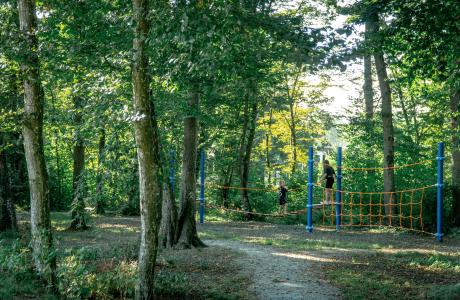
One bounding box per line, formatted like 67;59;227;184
17;0;56;287
160;181;177;248
69;97;87;230
367;9;395;216
363;22;374;120
175;86;205;247
238;92;259;220
95;128;106;214
131;0;163;297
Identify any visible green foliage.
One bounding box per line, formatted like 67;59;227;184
428;284;460;300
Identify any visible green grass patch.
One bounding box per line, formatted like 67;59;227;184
239;235;383;251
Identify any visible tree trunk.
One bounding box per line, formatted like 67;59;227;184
50;91;62;209
239;96;258;220
95;128;106;214
451;89;460;225
363;21;375;192
289;102;297;176
17;0;56;287
69;97;87;230
123;156;140;216
222;164;233;208
363;22;374;120
132;0;163;298
175;89;205;248
160;183;177;248
370;14;395;216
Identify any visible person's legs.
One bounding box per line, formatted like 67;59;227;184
325;179;334;204
283;203;288;214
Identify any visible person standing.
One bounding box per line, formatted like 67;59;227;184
320;160;336;205
278;181;288;214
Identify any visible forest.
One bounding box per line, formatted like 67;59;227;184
0;0;459;299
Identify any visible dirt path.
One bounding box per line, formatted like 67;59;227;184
205;239;341;300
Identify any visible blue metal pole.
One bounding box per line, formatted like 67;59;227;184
335;147;342;231
199;150;205;224
169;150;175;195
307;146;314;233
436;142;444;242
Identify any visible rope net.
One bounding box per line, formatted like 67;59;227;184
203;159;437;235
312;184;435;235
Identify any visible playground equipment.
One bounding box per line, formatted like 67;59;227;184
184;143;445;242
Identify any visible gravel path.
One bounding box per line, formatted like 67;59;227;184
205;239;341;300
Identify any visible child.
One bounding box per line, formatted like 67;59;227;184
278;180;288;215
320;160;336;205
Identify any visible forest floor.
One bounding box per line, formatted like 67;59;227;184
200;219;460;299
1;212;460;299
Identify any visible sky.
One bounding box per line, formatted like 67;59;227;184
278;1;364;115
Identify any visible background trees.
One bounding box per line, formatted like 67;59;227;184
1;0;459;297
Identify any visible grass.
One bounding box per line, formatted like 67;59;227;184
3;211;460;299
0;212;251;300
323;251;460;300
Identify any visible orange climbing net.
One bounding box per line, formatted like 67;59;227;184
202;158;437;235
313;184;435;235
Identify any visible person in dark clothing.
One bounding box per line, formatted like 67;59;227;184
278;180;288;215
320;160;336;205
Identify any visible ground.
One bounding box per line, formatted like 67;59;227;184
1;212;460;299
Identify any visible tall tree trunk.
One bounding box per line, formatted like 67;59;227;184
289;102;297;176
239;96;258;220
238;97;250;217
69;97;87;230
363;21;375;192
95;128;106;214
370;14;395;216
132;0;163;298
451;89;460;225
175;88;205;248
17;0;56;287
266;108;273;184
160;183;177;248
50;91;62;209
363;21;374;120
123;156;140;215
222;163;233;208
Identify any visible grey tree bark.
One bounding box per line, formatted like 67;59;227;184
69;97;87;230
265;108;273;184
369;14;395;216
175;89;205;248
239;89;258;220
160;183;177;248
95;128;106;214
17;0;56;287
132;0;163;298
363;22;374;120
221;163;234;208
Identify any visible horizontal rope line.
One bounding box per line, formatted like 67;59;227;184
337;159;434;171
206;204;307;217
206;183;305;192
313;184;435;194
